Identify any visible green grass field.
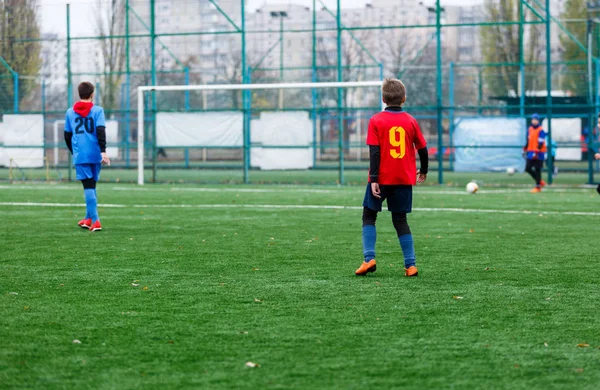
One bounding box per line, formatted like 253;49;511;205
1;181;600;389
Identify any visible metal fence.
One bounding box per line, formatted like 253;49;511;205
1;0;600;185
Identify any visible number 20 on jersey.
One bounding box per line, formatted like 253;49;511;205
388;126;406;159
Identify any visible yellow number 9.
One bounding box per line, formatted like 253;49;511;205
389;127;406;159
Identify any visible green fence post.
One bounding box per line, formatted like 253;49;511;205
184;67;190;111
336;0;344;185
150;0;157;183
477;69;483;115
435;0;443;184
67;4;72;107
448;62;454;171
241;0;249;184
519;0;525;119
588;59;600;180
13;74;19;113
0;56;19;113
545;0;553;185
125;0;131;168
311;0;318;168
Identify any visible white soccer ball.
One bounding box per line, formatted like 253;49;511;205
466;181;479;194
506;167;516;176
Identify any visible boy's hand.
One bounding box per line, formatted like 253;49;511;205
101;152;111;166
417;169;427;184
595;153;600;160
371;182;381;199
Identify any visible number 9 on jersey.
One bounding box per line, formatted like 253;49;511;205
389;126;406;159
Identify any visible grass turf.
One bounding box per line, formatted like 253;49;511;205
1;183;600;389
1;164;598;186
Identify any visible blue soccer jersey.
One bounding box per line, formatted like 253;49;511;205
65;105;106;165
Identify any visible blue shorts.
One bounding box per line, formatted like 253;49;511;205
75;163;102;182
363;184;413;213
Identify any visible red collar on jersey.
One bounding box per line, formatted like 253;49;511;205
73;101;94;117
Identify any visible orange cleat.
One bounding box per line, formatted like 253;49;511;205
89;220;102;232
78;218;92;229
540;180;546;187
355;260;376;276
405;266;419;277
531;187;542;193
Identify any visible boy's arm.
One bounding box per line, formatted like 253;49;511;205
97;125;110;166
417;147;429;174
366;119;380;182
64;112;73;154
414;120;428;183
538;130;547;150
369;145;381;183
366;119;381;197
96;108;110;165
64;132;73;154
96;126;107;153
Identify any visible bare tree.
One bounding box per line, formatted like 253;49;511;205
381;29;438;108
0;0;42;113
94;0;126;111
316;31;371;108
480;0;544;96
315;31;372;154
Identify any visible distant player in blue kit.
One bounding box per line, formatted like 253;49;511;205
524;113;547;193
64;82;110;232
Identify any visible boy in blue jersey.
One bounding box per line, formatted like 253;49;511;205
64;82;110;232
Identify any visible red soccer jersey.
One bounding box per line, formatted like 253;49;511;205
366;110;427;185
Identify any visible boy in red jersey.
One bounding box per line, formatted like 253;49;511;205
355;78;428;277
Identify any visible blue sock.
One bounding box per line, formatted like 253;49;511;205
85;192;92;219
84;189;99;223
399;234;416;268
362;225;377;262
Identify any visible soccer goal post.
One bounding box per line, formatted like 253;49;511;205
137;80;384;185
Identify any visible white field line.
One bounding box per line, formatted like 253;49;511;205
1;202;600;216
0;185;595;195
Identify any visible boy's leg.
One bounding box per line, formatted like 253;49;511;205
392;212;416;269
525;160;536;181
387;186;418;276
534;160;543;186
75;164;93;226
82;178;99;223
356;184;383;275
91;163;102;222
362;207;378;262
596;183;600;195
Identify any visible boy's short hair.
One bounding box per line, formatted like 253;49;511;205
78;82;95;100
381;78;406;106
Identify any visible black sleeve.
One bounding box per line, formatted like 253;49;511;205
64;132;73;154
96;126;107;153
369;145;380;183
417;147;429;174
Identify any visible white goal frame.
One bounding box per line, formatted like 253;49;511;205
137;80;384;185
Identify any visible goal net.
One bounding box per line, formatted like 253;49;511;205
136;81;384;185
